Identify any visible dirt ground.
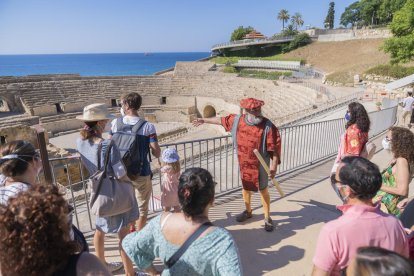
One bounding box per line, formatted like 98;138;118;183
283;39;391;83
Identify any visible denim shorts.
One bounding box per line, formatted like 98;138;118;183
96;197;139;234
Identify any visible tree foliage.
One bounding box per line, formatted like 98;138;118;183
340;0;407;27
281;24;298;36
324;2;335;29
230;26;254;42
291;13;304;30
277;9;290;30
383;0;414;64
286;33;312;51
340;1;362;27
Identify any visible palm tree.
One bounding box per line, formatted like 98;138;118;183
291;12;304;30
277;9;290;30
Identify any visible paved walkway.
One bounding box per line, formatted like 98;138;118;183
84;130;413;276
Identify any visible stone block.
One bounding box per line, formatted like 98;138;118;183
32;105;57;116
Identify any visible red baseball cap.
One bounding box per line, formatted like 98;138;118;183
240;98;264;109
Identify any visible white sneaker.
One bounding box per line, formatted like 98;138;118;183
106;262;123;272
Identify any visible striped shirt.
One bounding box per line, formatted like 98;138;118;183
0;182;30;205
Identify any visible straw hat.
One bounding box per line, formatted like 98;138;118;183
75;103;116;122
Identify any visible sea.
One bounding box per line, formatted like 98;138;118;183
0;52;210;77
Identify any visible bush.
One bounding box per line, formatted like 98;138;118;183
282;33;312;53
365;64;414;79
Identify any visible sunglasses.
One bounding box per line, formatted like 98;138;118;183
330;176;345;186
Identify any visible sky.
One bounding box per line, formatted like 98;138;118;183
0;0;357;55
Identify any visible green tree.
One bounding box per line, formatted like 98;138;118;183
277;9;290;30
324;2;335;29
291;13;304;30
359;0;382;25
230;26;254;41
383;0;414;63
340;1;362;27
282;24;298;36
378;0;407;23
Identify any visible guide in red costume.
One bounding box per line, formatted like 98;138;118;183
193;98;281;231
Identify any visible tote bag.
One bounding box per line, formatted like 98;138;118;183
89;141;135;217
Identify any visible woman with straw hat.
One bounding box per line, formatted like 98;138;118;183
76;103;139;276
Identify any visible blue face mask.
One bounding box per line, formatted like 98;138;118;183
345;112;351;121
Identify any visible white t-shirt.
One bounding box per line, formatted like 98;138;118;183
0;182;30;205
110;116;157;138
403;96;414;112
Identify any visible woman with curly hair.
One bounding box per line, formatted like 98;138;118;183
373;127;414;216
331;102;371;201
0;184;111;276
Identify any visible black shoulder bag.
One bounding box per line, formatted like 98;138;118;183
165;221;213;269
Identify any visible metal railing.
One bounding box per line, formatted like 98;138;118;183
212;36;297;50
46;104;397;231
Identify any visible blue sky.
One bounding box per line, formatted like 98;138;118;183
0;0;356;54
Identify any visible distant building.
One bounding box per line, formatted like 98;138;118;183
243;30;266;40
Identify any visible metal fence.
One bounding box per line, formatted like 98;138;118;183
48;104;398;231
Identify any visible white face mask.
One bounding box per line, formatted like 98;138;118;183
120;107;125;117
246;113;263;125
382;137;392;151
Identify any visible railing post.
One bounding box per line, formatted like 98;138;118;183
33;125;53;185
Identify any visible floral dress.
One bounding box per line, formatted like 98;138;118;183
374;162;405;216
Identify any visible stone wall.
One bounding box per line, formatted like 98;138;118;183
0;125;48;147
313;28;391;42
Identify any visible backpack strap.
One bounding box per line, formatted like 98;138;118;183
116;117;124;132
165;221;213;269
131;119;147;134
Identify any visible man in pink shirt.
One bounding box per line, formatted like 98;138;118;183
312;156;409;276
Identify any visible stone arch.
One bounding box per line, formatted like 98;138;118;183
203;105;216;118
0;98;11;112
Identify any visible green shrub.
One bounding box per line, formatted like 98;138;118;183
287;33;312;51
365;64;414;79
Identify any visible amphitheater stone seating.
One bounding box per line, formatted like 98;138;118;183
0;62;334;134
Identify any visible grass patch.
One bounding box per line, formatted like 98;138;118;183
223;66;237;73
212;55;305;65
238;69;292;80
326;71;354;84
364;64;414;79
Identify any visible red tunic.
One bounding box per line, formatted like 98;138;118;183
221;114;281;191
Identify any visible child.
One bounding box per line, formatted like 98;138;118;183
160;148;181;212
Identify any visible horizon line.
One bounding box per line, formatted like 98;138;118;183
0;51;211;56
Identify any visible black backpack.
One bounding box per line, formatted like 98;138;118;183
111;117;147;180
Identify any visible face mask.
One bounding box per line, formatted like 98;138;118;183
247;113;263;125
382;137;392;151
337;184;350;203
345;112;351;121
120;107;125;117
